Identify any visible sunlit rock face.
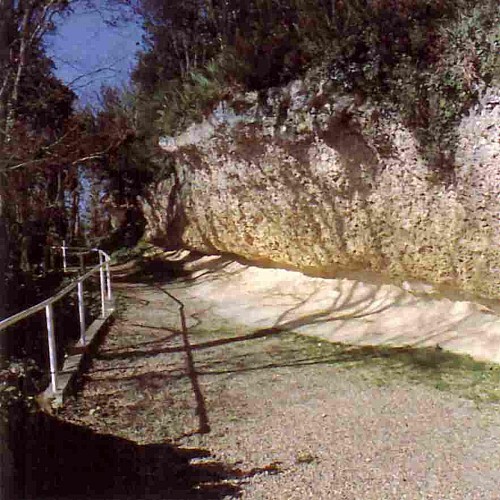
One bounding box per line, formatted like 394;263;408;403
142;77;500;299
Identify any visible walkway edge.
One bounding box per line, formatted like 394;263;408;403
41;302;115;408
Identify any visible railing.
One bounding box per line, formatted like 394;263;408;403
0;246;113;393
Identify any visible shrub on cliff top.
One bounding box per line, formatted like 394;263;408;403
134;0;500;171
326;0;500;170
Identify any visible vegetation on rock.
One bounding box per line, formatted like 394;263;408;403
132;0;500;170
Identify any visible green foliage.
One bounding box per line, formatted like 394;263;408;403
111;240;153;264
133;0;499;173
157;70;223;136
156;51;249;135
324;0;500;169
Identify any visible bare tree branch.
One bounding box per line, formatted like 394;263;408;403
0;67;12;103
66;66;120;88
0;157;45;173
0;150;105;173
70;152;106;165
29;0;61;46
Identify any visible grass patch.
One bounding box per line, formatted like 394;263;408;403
282;333;500;405
183;322;500;406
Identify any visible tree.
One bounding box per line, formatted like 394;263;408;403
0;0;71;138
0;0;72;318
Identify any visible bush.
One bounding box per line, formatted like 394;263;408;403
156;51;250;136
136;0;500;176
325;0;500;170
0;359;40;425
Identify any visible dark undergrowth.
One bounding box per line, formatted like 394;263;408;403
3;407;254;500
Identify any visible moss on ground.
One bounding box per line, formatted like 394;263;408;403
264;332;500;405
191;325;500;406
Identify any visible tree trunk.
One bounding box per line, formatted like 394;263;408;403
5;5;31;139
0;0;14;319
327;0;336;21
0;170;11;500
0;0;14;133
69;188;80;243
0;176;7;319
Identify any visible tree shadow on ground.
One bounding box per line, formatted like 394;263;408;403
112;255;192;284
197;339;487;377
112;250;233;284
97;326;282;361
112;250;254;289
13;409;278;500
191;329;500;405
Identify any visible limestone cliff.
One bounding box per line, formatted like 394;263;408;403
142;75;500;299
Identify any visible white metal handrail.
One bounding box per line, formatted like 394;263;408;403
0;246;113;393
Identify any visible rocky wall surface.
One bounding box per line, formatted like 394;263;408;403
142;77;500;299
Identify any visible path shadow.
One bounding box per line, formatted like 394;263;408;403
101;279;404;364
112;251;238;287
93;334;484;383
112;256;192;284
196;341;485;377
97;327;282;361
11;410;269;500
154;286;212;434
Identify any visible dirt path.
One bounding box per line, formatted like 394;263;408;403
59;252;500;499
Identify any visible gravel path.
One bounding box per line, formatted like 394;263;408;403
59;255;500;499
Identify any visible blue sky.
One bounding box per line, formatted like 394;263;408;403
45;1;145;106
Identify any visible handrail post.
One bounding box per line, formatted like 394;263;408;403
79;253;86;275
77;280;86;345
62;240;67;272
45;304;58;392
106;255;112;301
99;252;106;318
43;245;50;275
49;245;55;270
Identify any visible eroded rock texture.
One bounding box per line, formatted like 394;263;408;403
142;78;500;298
